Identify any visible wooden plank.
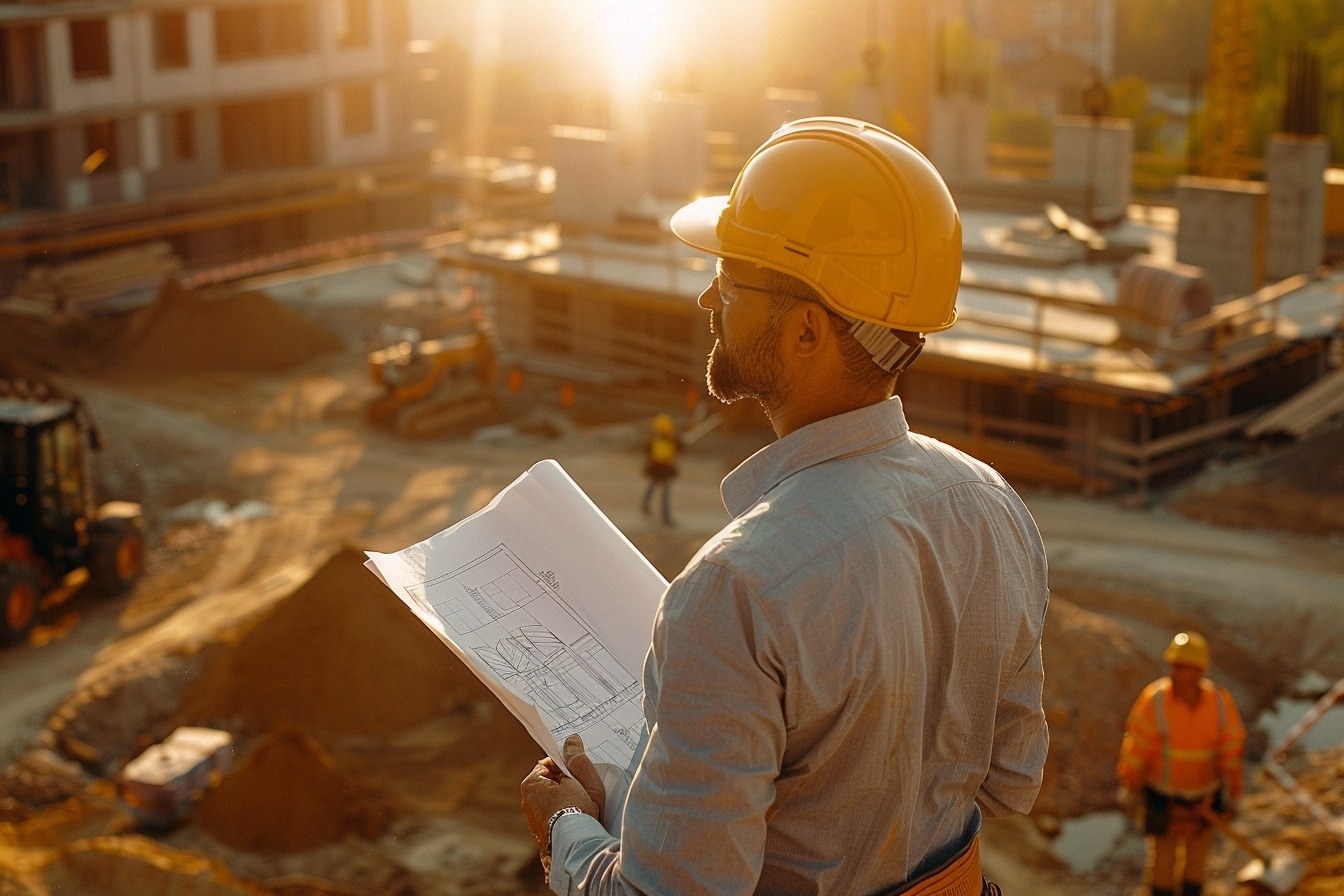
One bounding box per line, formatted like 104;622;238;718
1246;367;1344;439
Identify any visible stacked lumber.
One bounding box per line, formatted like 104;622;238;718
5;242;181;316
1245;366;1344;440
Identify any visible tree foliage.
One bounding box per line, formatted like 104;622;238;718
1248;0;1344;158
1106;75;1173;152
1115;0;1344;161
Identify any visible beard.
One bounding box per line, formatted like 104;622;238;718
705;310;786;408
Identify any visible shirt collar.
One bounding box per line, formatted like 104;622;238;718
721;396;911;517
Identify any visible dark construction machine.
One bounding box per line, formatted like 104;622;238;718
0;379;146;645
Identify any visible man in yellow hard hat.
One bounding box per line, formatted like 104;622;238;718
641;413;681;525
1118;631;1246;896
521;117;1049;895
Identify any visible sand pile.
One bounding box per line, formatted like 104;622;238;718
36;835;268;896
194;727;379;854
178;548;511;738
113;281;344;376
1033;597;1153;819
0;309;133;378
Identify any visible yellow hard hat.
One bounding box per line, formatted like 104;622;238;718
670;116;961;333
1163;631;1210;670
652;413;675;435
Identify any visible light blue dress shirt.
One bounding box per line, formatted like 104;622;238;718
550;396;1049;895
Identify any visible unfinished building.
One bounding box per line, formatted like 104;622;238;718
0;0;429;290
440;209;1342;495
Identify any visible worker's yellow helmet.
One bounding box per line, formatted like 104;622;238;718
1163;631;1210;670
652;413;675;435
670;116;961;333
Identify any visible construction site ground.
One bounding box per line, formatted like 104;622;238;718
1;264;1342;896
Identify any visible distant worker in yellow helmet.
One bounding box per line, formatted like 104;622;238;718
641;413;681;525
1117;631;1246;896
521;117;1048;895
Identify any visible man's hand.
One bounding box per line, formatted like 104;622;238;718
520;735;605;852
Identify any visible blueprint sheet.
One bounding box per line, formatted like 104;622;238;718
365;459;666;775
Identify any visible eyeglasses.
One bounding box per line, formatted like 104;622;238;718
715;265;838;318
713;266;778;305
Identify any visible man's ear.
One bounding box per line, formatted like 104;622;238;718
791;303;830;359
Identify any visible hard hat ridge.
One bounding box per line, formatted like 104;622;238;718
670;115;962;335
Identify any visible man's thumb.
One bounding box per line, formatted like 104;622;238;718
564;735;604;801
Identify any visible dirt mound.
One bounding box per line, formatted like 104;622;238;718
0;309;133;378
37;834;269;895
1034;596;1153;818
114;281;344;376
194;727;381;854
179;548;504;738
1171;421;1344;535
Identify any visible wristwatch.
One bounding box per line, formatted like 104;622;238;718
541;806;587;883
543;806;586;860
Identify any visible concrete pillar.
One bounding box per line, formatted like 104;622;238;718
120;168;145;201
1175;176;1267;297
929;93;989;182
647;93;707;200
892;0;936;152
1265;133;1329;280
1052;115;1132;223
550;125;619;228
65;178;91;209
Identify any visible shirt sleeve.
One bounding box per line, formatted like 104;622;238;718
977;612;1049;816
547;559;783;896
1117;687;1160;792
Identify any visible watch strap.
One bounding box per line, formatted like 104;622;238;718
543;806;587;859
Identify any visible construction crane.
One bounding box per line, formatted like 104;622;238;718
1197;0;1259;179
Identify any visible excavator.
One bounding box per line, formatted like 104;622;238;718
1;378;146;645
365;323;501;439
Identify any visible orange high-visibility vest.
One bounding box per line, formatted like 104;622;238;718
1117;677;1245;801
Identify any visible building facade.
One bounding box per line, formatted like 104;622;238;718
0;0;415;214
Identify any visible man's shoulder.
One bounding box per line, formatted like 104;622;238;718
905;429;1009;488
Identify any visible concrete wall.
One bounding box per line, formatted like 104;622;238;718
550;125;621;227
930;93;990;182
141;106;221;194
647;93;707;200
1175;176;1266;297
44;15;137;115
1052;116;1132;223
129;8;214;105
323;81;392;166
22;1;413;209
1265;134;1329;280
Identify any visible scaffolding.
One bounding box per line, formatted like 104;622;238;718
1198;0;1259;179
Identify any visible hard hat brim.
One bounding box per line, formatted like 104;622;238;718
670;195;731;255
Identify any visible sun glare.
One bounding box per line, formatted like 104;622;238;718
573;0;675;101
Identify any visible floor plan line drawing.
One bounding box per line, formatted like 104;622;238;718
410;543;647;766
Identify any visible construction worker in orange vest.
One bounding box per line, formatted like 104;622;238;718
1117;631;1246;896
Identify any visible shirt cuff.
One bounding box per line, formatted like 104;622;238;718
548;811;616;895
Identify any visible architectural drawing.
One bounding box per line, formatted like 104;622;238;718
413;544;646;767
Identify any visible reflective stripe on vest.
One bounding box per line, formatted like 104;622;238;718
1152;682;1225;796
